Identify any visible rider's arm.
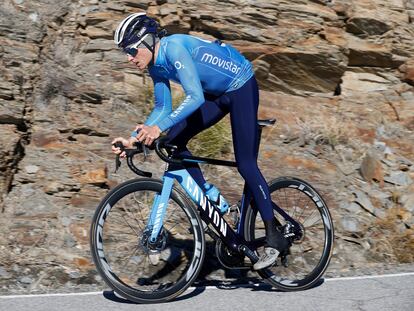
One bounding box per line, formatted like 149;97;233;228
144;71;172;127
157;41;205;132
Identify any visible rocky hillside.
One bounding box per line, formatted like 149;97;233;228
0;0;413;293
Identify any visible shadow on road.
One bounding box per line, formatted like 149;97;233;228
101;278;325;304
102;286;206;304
200;277;324;293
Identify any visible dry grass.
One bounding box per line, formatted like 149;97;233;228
188;117;232;158
367;208;414;263
296;116;351;149
140;83;232;158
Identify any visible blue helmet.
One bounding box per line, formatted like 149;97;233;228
114;13;159;49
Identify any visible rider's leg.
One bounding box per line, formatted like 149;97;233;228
165;98;228;188
223;77;289;268
224;77;273;221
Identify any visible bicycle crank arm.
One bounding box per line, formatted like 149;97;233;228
239;245;259;263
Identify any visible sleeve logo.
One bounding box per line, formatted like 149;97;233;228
174;61;184;70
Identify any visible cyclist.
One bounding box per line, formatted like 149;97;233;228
111;12;289;270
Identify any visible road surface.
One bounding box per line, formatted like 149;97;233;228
1;273;413;311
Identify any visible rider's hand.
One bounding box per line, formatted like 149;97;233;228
111;136;137;158
135;124;161;146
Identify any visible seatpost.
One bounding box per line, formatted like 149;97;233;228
256;125;264;154
256;119;276;153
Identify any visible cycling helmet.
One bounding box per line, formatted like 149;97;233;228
114;12;164;64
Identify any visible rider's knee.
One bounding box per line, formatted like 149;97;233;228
237;160;259;177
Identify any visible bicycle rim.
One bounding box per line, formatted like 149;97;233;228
90;179;205;303
245;177;334;291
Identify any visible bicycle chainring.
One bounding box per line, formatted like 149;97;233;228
215;240;245;269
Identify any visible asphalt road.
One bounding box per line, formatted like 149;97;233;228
1;273;413;311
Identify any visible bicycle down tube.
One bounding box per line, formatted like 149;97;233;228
148;168;254;256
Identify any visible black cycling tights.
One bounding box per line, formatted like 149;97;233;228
166;76;274;221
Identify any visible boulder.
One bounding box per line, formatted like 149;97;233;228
400;186;414;212
0;101;25;125
341;72;392;95
0;125;21;197
360;151;384;186
346;35;398;68
345;2;408;36
341;216;362;233
352;189;375;214
244;42;347;94
399;58;414;86
384;171;413;186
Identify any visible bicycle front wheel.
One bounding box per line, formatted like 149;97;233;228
90;178;205;303
244;177;334;291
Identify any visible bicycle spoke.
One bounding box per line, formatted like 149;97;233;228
294;193;310;221
120;214;141;236
103;228;139;239
107;214;141;235
301;210;321;228
115;244;141;271
132;192;153;229
124;207;145;232
290;189;301;219
127;197;145;230
165;218;187;233
282;188;291;217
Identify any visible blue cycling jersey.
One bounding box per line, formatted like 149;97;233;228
144;34;253;131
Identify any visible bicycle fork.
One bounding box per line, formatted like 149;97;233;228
146;175;174;244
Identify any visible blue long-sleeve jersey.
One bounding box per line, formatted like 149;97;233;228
144;34;253;132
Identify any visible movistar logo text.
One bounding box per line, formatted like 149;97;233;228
201;53;241;75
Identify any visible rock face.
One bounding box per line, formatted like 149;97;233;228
1;0;413;294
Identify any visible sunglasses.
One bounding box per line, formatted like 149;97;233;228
122;33;149;58
123;45;139;58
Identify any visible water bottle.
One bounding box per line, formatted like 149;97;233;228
203;182;230;214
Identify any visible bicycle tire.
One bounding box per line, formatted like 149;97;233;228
244;176;334;291
90;178;205;303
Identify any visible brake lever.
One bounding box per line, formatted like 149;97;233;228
143;144;149;161
132;128;149;161
113;142;124;173
132;141;150;161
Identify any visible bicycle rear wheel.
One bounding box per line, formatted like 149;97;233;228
90;178;205;303
244;177;334;291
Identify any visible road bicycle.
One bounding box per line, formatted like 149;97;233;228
90;119;334;303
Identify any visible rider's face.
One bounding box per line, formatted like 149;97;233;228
127;48;152;71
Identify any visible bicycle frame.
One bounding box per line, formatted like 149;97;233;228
147;167;255;254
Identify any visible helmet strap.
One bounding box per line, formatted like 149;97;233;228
141;33;157;66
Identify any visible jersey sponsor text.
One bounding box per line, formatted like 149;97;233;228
201;53;241;75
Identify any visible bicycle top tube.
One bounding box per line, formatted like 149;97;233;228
154;137;238;167
113;117;276;176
